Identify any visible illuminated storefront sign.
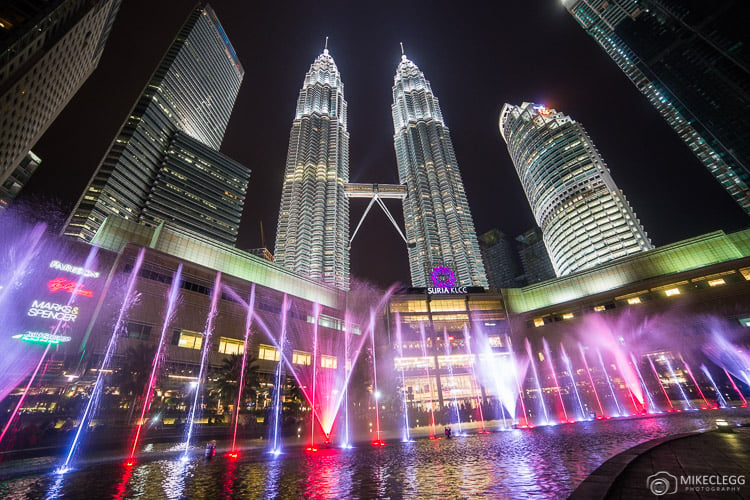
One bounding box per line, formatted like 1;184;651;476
49;260;100;279
12;331;72;344
431;266;456;288
47;277;94;297
27;301;79;322
427;286;469;294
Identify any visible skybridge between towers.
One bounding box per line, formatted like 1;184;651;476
345;183;415;249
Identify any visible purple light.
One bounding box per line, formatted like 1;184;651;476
430;266;456;288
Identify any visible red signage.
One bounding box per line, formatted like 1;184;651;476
47;277;94;298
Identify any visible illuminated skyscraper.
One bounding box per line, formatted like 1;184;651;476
274;47;350;290
64;4;248;245
500;102;652;276
0;0;121;196
563;0;750;214
392;53;487;288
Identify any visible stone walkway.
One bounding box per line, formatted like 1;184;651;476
570;427;750;499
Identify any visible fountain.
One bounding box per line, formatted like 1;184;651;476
418;322;437;438
229;284;256;457
58;248;146;472
395;314;411;441
578;343;605;417
700;364;727;408
723;368;748;406
370;308;385;446
183;272;222;459
681;358;711;408
596;347;624;416
269;294;289;455
525;339;550;425
441;329;463;435
561;343;586;421
127;264;183;466
461;325;486;433
543;338;569;423
630;352;658;413
661;354;694;410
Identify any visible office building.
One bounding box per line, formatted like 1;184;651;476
64;4;247;245
0;150;40;212
274;47;350;290
0;0;121;193
563;0;750;214
392;53;487;288
500;102;652;276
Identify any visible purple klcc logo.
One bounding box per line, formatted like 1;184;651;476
430;266;456;289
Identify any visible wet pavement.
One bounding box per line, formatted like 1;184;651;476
571;426;750;499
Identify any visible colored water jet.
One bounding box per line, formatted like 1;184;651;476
525;338;549;425
647;355;674;410
578;343;605;417
127;264;183;464
662;355;694;410
700;364;727;408
442;329;463;434
561;343;586;420
596;348;624;416
543;338;568;423
461;326;486;432
309;302;321;450
418;322;437;437
681;358;710;408
183;272;222;458
395;314;411;441
270;295;290;454
370;308;384;445
60;248;145;471
629;352;658;413
230;284;256;455
723;367;748;406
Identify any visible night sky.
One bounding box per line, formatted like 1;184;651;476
19;0;748;288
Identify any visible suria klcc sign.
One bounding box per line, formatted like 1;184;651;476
427;266;469;294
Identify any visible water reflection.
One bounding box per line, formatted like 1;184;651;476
0;410;745;498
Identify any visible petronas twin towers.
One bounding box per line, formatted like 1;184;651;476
275;48;488;291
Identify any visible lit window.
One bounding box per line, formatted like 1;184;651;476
740;268;750;281
738;318;750;328
533;318;545;328
218;337;244;355
627;297;641;305
593;305;606;312
664;288;680;297
293;350;311;365
320;354;337;369
177;331;202;350
707;279;725;287
488;336;504;347
259;344;280;361
562;312;574;320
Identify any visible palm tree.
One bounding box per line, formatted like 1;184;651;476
212;354;260;416
113;343;155;424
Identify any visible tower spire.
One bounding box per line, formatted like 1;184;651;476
324;36;329;52
400;42;404;55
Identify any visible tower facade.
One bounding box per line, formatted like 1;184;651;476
64;4;248;245
500;102;652;276
274;48;350;290
563;0;750;214
391;54;487;288
0;0;121;193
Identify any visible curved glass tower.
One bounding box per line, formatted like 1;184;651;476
274;48;350;290
500;102;652;276
392;54;487;288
